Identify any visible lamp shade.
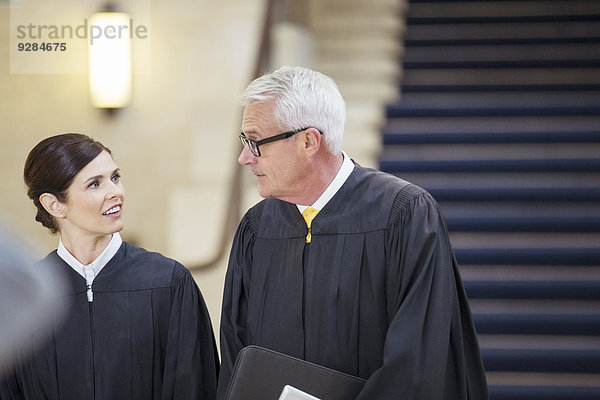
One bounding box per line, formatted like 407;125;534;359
88;12;132;108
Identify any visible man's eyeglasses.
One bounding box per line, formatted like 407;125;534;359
239;127;321;157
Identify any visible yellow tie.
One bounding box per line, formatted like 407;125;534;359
302;207;319;243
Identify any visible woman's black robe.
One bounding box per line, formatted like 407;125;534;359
1;242;219;400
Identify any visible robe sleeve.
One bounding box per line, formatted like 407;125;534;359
217;213;256;400
161;263;219;400
355;188;488;400
0;367;24;399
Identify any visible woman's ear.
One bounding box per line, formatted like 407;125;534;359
39;193;65;218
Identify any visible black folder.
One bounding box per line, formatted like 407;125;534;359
224;346;367;400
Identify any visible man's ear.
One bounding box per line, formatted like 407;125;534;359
303;127;322;156
39;193;65;218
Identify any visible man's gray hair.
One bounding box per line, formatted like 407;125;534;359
241;66;346;155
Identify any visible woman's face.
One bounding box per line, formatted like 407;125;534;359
59;150;125;240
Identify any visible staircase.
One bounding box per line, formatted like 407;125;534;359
379;0;600;398
310;0;404;167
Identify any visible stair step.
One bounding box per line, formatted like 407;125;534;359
384;115;600;134
389;172;600;201
482;348;600;373
446;215;600;233
474;314;600;335
433;187;600;202
382;130;600;145
443;203;600;216
401;67;600;86
406;1;600;20
406;14;600;25
400;83;600;92
488;384;600;400
386;105;600;118
313;15;401;38
451;231;600;248
442;203;600;233
379;158;600;173
461;266;600;281
391;91;600;109
487;370;600;389
465;279;600;300
404;20;600;41
455;247;600;266
479;334;600;350
405;37;600;47
381;143;600;160
313;0;402;18
402;47;600;64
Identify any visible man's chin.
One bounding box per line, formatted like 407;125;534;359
257;183;271;199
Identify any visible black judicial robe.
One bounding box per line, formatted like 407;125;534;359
0;242;219;400
218;165;488;400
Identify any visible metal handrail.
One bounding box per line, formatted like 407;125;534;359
188;0;278;270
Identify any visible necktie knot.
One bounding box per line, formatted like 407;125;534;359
302;207;319;243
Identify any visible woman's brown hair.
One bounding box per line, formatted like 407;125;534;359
24;133;111;233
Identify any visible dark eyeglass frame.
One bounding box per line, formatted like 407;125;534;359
239;127;321;157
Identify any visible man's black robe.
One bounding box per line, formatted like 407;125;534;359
218;165;488;399
0;242;219;400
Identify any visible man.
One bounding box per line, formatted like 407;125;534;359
218;66;489;399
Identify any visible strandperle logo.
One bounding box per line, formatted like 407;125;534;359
15;19;148;45
10;0;152;74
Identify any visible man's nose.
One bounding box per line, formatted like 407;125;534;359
238;145;256;165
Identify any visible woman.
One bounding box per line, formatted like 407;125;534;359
0;133;219;399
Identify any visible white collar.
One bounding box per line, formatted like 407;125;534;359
297;151;354;213
57;232;123;284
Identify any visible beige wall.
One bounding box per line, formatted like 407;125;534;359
0;0;265;329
